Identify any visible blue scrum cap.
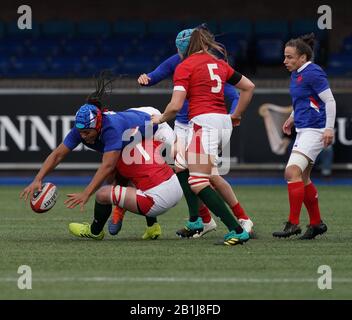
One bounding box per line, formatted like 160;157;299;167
75;104;99;129
175;28;195;55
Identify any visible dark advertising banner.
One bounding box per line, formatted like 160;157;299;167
0;92;351;168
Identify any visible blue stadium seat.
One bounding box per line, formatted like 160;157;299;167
217;34;248;61
256;38;284;64
255;20;289;40
183;19;218;33
5;21;40;39
0;56;12;77
77;21;111;38
41;20;75;38
291;19;327;40
138;35;174;56
148;20;183;34
11;57;48;77
28;38;62;57
218;20;252;38
0;22;5;38
0;38;28;57
63;39;99;57
113;20;146;35
84;57;119;77
46;57;83;77
342;35;352;53
119;54;155;75
326;53;352;76
100;37;137;56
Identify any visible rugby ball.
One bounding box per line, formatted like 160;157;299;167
30;182;58;213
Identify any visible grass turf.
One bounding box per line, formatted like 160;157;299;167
0;185;351;299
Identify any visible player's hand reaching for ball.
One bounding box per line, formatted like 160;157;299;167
20;179;42;201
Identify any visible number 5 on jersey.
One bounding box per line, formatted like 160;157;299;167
207;63;222;93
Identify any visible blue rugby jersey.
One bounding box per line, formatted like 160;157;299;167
146;53;239;124
63;109;156;153
290;62;330;129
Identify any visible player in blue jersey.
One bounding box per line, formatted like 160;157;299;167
20;74;179;240
273;33;336;240
137;27;254;238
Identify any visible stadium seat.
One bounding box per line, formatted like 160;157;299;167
183;19;218;33
0;22;5;38
148;20;183;34
0;56;12;77
84;56;119;77
77;21;111;38
27;38;63;57
254;20;289;40
99;37;137;56
113;20;147;35
291;19;327;40
63;39;99;57
218;20;252;38
5;21;40;39
256;38;285;64
41;20;75;38
326;53;352;76
119;54;155;75
46;57;83;78
0;38;28;57
11;57;48;78
342;35;352;53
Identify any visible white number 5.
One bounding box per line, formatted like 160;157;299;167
207;63;222;93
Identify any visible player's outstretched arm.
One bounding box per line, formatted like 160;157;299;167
20;143;71;201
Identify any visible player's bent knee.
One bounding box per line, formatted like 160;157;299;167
285;153;308;181
96;186;112;204
111;185;127;207
188;172;210;194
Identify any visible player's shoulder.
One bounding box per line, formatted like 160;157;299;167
102;110;119;124
305;62;326;76
175;57;193;75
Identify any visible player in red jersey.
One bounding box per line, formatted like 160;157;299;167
69;137;183;240
152;27;255;245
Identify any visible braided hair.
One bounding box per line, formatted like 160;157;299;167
86;70;116;110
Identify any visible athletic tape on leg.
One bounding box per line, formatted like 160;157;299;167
111;185;127;207
286;153;309;172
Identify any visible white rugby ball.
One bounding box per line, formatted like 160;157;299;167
30;182;58;213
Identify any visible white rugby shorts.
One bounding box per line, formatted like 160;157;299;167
136;174;183;217
292;128;325;162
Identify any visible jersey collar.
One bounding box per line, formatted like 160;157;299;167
297;61;312;73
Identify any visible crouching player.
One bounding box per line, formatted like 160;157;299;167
69;137;183;240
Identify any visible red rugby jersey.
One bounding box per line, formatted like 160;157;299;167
173;52;235;119
116;139;174;191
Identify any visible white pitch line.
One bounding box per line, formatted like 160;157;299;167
1;277;352;284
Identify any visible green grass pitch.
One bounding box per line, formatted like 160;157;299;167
0;185;351;299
